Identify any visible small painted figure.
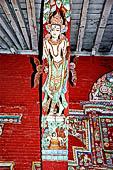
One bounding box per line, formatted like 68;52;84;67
42;11;70;116
49;132;60;150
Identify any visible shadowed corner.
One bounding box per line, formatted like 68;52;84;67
30;56;37;88
30;0;44;160
38;0;44;162
69;70;73;86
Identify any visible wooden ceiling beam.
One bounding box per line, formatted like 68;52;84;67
0;0;27;49
0;49;113;57
76;0;89;52
0;25;15;49
0;36;9;49
110;43;113;52
93;0;113;52
0;15;21;49
11;0;30;49
26;0;38;50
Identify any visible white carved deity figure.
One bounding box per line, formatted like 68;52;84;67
42;11;70;116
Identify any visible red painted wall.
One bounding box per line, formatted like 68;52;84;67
69;56;113;109
0;54;41;170
0;54;113;169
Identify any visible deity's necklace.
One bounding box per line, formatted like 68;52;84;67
48;39;62;57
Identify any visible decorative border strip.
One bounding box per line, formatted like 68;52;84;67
68;120;91;166
80;101;113;106
0;161;15;170
99;116;113;153
42;155;68;161
69;110;84;115
70;105;113;115
32;161;41;170
42;150;68;155
0;113;22;136
84;107;113;115
83;104;113;109
88;166;113;170
0;113;22;123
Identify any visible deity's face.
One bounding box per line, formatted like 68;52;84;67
50;24;61;40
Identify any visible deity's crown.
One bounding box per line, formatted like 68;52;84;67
50;12;63;26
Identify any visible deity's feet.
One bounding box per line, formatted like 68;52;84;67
56;112;62;116
48;108;56;116
48;103;64;116
57;104;64;116
48;112;54;116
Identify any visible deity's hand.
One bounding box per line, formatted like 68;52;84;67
36;65;43;74
34;72;40;88
72;74;77;86
34;65;43;88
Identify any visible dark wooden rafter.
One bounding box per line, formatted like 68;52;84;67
76;0;89;52
26;0;38;51
110;45;113;52
0;0;112;55
0;36;9;49
93;0;113;52
0;14;21;49
0;0;27;50
11;0;30;49
0;25;15;48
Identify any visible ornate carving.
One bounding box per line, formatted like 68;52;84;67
41;0;71;164
32;161;41;170
42;11;70;116
90;71;113;101
70;56;79;86
34;57;43;88
68;107;113;169
0;113;22;136
42;115;68;161
0;161;15;170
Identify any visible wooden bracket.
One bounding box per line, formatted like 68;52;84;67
69;56;79;86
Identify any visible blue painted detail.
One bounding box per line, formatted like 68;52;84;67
42;155;68;161
42;150;68;155
0;114;22;123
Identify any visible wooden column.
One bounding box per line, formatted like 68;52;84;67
41;0;71;169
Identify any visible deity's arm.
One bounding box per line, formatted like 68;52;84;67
61;39;78;87
33;40;50;87
61;39;69;94
63;39;70;72
43;39;50;60
43;39;50;74
62;38;70;61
